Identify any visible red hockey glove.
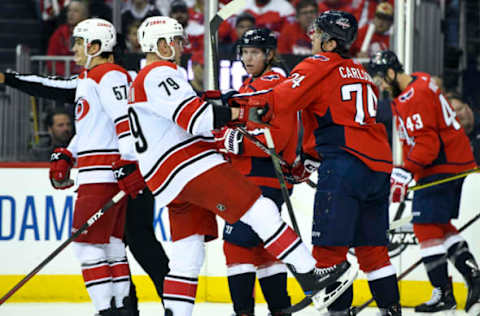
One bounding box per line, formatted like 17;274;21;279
390;167;413;203
49;147;75;189
112;160;146;198
212;127;244;155
283;155;321;184
228;95;273;125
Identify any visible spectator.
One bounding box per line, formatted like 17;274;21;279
32;108;73;161
235;12;256;39
121;0;162;35
38;0;70;21
350;2;393;58
156;0;173;16
278;0;317;55
245;0;295;34
219;12;256;59
448;93;480;164
170;0;204;58
125;21;142;53
220;0;294;45
318;0;355;15
190;51;204;93
89;0;113;22
189;0;205;25
47;0;88;76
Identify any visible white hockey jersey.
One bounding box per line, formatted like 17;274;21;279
68;63;136;185
128;61;226;206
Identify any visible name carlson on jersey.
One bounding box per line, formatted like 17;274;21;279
338;66;374;83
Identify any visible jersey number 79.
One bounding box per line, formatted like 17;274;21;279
128;107;148;153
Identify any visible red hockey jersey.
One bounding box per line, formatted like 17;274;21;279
263;52;392;173
392;73;476;179
229;71;296;189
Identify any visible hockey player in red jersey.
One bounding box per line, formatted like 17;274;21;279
369;50;480;313
130;16;357;316
239;11;402;316
213;28;308;316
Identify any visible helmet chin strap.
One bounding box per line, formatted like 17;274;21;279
84;42;102;69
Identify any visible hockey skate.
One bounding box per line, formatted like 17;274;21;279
380;303;402;316
414;282;456;313
465;269;480;312
282;261;359;313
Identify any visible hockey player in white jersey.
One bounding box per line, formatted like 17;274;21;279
130;16;358;316
46;19;146;316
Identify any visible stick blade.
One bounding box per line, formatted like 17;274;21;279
216;0;246;20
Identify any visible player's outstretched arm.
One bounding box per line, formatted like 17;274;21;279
0;71;76;103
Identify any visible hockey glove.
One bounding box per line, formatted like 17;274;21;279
212;127;244;155
49;147;75;189
228;96;273;125
202;89;239;107
112;160;146;199
283;154;321;184
390;167;413;203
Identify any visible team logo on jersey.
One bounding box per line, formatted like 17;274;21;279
311;55;329;62
261;74;280;81
399;88;414;103
216;203;226;212
75;97;90;121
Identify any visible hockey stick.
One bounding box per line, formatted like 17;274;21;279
351;210;480;315
388;215;413;232
235;127;317;189
0;190;126;306
409;168;480;192
209;0;246;88
262;127;301;236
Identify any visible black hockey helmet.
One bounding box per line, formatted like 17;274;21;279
238;27;277;53
314;10;358;50
368;50;404;77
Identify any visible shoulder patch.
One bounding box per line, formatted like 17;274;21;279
261;74;280;81
75;97;90;121
399;87;415;102
310;54;330;61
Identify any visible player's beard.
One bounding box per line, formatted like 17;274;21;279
390;80;402;98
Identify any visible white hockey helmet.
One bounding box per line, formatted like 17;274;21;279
137;16;184;60
73;18;116;67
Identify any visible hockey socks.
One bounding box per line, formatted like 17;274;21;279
447;240;480;281
163;274;198;315
239;197;316;273
367;274;400;309
422;254;449;288
227;272;256;314
258;271;291;313
73;241;131;312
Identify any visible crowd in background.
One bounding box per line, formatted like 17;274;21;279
23;0;480;165
35;0;395;76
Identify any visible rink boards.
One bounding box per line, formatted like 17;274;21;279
1;165;479;307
